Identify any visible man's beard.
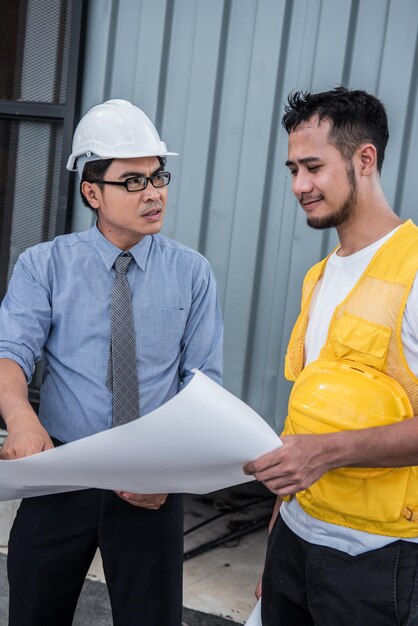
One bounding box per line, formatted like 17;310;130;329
306;163;358;230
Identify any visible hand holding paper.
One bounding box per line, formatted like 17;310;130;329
0;370;281;501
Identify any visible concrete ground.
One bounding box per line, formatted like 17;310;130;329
0;457;273;624
182;484;272;623
0;551;239;625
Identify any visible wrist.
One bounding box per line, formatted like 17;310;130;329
320;430;358;470
3;407;41;432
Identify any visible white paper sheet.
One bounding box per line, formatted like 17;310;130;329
245;598;262;626
0;370;281;501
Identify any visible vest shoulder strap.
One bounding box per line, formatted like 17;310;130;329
366;220;418;285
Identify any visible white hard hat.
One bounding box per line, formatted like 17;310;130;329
66;99;177;172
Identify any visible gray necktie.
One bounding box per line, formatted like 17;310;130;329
106;253;140;426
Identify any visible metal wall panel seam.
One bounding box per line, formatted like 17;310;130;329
131;0;168;120
70;0;118;233
399;79;418;222
348;0;389;94
198;0;232;256
172;0;226;249
341;0;360;86
202;0;259;308
245;0;323;417
155;0;175;131
159;0;199;241
242;0;294;405
375;0;391;94
102;0;120;101
222;0;288;395
213;0;259;307
377;0;418;208
393;28;418;216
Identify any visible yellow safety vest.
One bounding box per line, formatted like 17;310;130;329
283;219;418;537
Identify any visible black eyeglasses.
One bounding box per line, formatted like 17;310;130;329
92;171;171;192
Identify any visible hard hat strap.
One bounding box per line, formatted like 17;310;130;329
76;153;103;181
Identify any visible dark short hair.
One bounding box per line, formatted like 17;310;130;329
282;87;389;173
79;156;168;210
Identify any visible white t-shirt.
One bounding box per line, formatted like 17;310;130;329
281;226;418;555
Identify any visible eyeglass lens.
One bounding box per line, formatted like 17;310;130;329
126;172;170;191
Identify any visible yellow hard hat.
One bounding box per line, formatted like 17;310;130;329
285;360;413;478
288;359;412;436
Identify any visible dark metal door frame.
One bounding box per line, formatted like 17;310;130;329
0;0;87;413
0;0;87;236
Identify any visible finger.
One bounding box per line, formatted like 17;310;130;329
244;462;271;476
258;477;299;497
251;466;291;482
115;491;141;503
255;579;262;600
244;457;283;476
275;483;300;497
130;500;160;509
244;447;284;473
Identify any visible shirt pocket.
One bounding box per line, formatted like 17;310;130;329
138;307;186;365
326;312;391;371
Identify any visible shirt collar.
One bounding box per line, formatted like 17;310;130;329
90;223;153;272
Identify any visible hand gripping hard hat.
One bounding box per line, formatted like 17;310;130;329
285;359;413;477
66;99;177;172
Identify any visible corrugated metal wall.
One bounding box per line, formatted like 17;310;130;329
72;0;418;429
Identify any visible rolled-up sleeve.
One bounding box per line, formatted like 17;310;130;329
179;258;223;387
0;252;52;382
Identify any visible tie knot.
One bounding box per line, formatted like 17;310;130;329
114;253;132;274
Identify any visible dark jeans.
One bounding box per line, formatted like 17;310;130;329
261;515;418;626
7;488;183;626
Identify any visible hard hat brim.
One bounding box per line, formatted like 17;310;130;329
66;151;178;172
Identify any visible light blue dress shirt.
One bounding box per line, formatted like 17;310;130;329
0;225;223;443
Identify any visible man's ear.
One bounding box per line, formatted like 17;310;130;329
356;143;377;176
81;181;100;209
